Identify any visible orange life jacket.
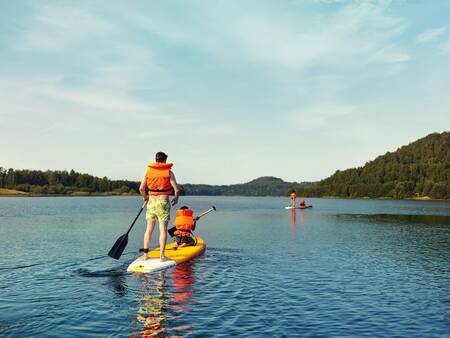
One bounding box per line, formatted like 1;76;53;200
174;209;195;237
146;162;173;196
300;199;305;206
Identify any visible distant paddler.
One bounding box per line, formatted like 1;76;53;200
139;151;180;262
289;191;297;207
297;199;312;209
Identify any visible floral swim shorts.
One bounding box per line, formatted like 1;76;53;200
146;198;171;222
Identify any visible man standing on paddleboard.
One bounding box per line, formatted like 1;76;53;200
139;151;180;261
290;191;297;207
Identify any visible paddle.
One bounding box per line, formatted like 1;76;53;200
108;201;147;260
168;206;216;237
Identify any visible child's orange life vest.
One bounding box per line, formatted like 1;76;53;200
146;162;173;196
174;209;195;237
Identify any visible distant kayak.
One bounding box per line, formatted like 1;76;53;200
285;205;312;210
127;237;206;273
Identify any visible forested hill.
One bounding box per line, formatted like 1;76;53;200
0;168;308;197
300;132;449;199
181;176;313;196
1;132;448;199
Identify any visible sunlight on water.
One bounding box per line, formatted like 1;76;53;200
0;196;449;337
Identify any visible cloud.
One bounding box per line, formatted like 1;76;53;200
2;1;448;183
16;5;114;52
416;25;450;54
439;38;450;54
291;102;356;130
370;45;411;63
416;27;447;43
108;0;408;72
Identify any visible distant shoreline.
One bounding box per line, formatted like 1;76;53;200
0;190;447;201
0;188;138;197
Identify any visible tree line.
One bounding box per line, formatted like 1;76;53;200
0;168;139;195
1;132;448;199
294;132;449;199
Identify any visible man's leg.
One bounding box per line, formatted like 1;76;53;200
159;221;169;261
143;219;156;259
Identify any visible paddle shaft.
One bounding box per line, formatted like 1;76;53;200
195;207;215;220
124;201;147;235
108;201;147;259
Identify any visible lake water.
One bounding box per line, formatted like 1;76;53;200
0;196;449;337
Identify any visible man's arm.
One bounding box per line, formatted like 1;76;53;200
139;172;148;201
170;171;180;206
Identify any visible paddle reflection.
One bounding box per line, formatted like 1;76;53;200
132;263;196;337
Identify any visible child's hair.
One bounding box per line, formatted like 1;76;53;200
179;206;189;210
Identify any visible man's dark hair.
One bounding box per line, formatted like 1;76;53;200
155;152;168;162
180;206;189;210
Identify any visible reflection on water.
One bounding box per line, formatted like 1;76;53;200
290;209;306;240
290;210;296;239
132;271;168;337
132;263;196;337
334;213;450;226
107;274;128;297
1;196;449;337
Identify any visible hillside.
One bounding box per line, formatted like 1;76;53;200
305;132;449;199
1;132;448;199
181;176;311;196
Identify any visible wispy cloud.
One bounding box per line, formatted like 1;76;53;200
439;38;450;54
16;5;114;52
416;26;447;43
1;1;449;183
291;103;356;130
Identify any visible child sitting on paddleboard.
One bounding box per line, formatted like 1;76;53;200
172;206;198;249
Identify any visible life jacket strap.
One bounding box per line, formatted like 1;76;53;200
175;230;193;236
148;188;173;192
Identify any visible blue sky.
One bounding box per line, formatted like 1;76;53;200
1;0;449;184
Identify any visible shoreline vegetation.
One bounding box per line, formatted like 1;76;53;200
0;190;444;201
0;187;443;201
1;132;448;200
0;189;138;197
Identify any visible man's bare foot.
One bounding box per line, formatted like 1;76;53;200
160;255;169;262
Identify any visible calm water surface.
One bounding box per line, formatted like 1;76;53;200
0;196;449;337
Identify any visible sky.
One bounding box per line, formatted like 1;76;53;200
0;0;449;185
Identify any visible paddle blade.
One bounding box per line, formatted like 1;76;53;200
168;226;176;238
212;205;217;211
108;234;128;260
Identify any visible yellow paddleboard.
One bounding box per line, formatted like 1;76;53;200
127;237;206;273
